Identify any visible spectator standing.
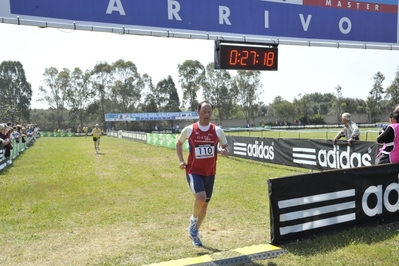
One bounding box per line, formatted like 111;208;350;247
11;126;20;143
0;125;12;159
376;110;399;164
20;126;27;143
0;124;8;144
27;126;34;138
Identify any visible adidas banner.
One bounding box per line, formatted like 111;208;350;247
269;163;399;244
226;137;380;171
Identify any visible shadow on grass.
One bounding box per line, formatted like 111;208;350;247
198;245;222;253
281;221;399;256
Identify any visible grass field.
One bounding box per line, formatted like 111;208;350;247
0;136;398;265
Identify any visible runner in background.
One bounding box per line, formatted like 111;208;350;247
92;124;102;154
83;126;88;137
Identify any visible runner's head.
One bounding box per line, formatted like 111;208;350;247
197;101;213;126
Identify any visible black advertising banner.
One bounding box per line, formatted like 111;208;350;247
226;136;379;171
268;163;399;245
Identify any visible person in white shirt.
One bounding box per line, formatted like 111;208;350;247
332;113;360;146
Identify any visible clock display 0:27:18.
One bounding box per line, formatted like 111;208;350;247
220;45;278;70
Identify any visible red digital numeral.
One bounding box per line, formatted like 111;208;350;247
263;52;275;66
240;50;248;65
250;51;257;65
229;50;238;65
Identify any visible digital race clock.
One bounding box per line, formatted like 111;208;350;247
214;41;278;71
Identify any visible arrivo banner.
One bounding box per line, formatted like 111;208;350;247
269;163;399;244
3;0;398;45
226;136;379;171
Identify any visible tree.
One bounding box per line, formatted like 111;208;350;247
385;68;399;110
154;75;180;112
343;98;367;114
293;93;313;124
306;92;333;115
0;61;32;123
57;68;72;126
257;102;268;116
331;85;346;122
231;70;263;125
91;62;113;128
140;75;181;130
203;62;234;125
178;60;205;111
30;108;57;131
270;96;294;121
38;67;71;129
111;59;143;112
138;73;158;130
142;88;159;131
366;72;385;122
68;68;94;129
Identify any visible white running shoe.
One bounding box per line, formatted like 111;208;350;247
188;218;198;238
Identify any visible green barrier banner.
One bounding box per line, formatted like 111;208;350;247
154;134;160;146
41;132;76;137
147;134;154;145
166;134;177;149
147;133;187;150
159;134;166;147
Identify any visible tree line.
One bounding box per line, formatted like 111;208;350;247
1;60;398;131
287;71;399;125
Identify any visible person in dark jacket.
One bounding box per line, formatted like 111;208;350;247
376;110;399;164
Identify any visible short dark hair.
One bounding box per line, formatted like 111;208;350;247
197;100;213;111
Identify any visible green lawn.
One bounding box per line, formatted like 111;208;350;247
0;136;397;265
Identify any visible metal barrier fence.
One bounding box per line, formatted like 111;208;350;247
0;134;38;170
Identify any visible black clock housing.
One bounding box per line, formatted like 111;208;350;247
214;41;278;71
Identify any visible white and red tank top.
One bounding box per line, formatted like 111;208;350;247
186;123;219;176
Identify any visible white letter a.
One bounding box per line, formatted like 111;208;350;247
106;0;126;15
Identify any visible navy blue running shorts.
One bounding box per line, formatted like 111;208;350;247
186;174;215;202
